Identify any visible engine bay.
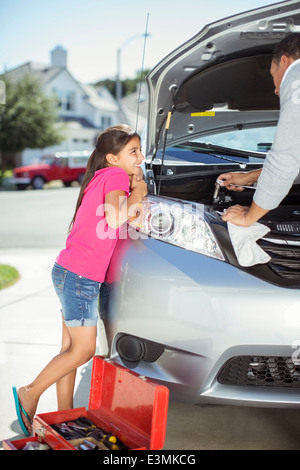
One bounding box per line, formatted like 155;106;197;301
145;157;300;289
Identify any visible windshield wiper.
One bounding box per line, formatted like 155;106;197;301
185;141;267;160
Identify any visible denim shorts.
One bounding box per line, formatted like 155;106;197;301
51;263;100;327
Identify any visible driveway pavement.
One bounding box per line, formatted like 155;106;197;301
1;248;300;451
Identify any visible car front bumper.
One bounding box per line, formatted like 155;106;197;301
11;177;31;184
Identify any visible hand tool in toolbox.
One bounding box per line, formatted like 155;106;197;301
51;417;127;450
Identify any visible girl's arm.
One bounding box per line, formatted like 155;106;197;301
105;176;147;229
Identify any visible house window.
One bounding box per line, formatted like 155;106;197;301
100;116;112;130
73;138;90;144
54;89;75;111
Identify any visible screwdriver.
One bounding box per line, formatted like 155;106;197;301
86;429;121;450
101;434;120;451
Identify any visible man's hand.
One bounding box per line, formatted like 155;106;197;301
222;201;270;227
222;204;250;226
217;169;262;191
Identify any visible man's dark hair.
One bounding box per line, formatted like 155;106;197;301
273;33;300;64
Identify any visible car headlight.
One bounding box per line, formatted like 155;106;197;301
15;171;29;178
128;195;225;261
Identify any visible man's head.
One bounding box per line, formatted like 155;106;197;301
271;33;300;96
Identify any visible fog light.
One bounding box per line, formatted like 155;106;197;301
116;335;145;366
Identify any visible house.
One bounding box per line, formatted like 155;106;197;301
4;46;122;165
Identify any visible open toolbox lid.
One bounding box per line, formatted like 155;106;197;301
88;356;169;450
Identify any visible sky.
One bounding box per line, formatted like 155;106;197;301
1;0;279;84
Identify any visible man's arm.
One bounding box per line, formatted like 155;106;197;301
222;62;300;226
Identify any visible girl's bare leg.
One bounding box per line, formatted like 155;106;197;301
56;319;76;410
17;325;97;433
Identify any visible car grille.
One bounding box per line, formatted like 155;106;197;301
272;223;300;233
218;356;300;388
258;229;300;282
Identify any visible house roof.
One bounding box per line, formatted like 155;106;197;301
81;83;118;113
4;62;61;84
4;61;119;113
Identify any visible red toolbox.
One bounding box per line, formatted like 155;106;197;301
4;356;169;451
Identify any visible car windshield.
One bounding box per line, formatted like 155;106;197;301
195;126;277;153
40;156;55;165
154;126;277;166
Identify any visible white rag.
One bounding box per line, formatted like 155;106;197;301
227;222;271;267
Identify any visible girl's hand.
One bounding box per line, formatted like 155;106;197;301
127;176;147;221
130;174;147;198
130;166;144;187
133;166;144;179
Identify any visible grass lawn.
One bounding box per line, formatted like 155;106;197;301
0;264;20;289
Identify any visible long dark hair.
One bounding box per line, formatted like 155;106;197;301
68;124;139;231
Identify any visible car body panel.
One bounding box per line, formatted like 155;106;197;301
11;151;89;188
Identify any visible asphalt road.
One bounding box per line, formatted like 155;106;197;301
0;184;79;249
1;185;300;450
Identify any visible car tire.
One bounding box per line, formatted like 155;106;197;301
31;176;45;190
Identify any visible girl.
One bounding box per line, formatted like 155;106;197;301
13;125;147;436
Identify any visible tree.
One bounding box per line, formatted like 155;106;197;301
0;74;65;173
94;69;151;98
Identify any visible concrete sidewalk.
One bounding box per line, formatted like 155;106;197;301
0;248;96;449
1;248;300;450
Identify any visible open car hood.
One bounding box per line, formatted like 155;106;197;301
145;0;300;161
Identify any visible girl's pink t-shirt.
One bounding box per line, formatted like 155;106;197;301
56;167;129;282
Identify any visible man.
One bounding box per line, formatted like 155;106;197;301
219;33;300;226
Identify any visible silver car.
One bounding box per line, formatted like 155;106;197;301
105;0;300;407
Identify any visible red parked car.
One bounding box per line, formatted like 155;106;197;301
11;151;90;190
